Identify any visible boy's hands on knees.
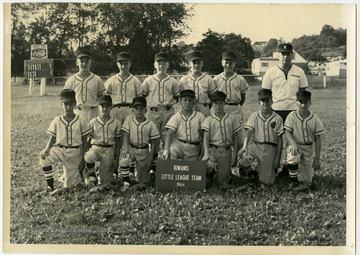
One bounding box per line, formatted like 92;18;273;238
201;154;209;161
120;150;128;159
162;150;169;160
313;157;321;170
39;149;50;160
288;143;299;156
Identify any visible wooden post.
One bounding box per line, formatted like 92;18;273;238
323;75;327;88
29;78;34;94
40;77;47;96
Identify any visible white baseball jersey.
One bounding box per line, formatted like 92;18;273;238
262;64;309;111
284;110;324;144
178;73;217;104
121;116;160;146
165;110;205;143
141;74;179;107
201;113;242;146
105;73;142;105
47;114;91;146
213;72;249;104
244;111;284;144
88;116;122;145
64;72;105;107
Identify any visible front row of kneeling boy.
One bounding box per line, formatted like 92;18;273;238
40;88;324;195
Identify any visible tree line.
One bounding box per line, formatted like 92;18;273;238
11;3;346;77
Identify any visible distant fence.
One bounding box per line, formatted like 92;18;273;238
13;74;346;89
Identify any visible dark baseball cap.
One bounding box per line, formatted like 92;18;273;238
296;90;311;101
76;50;92;59
180;89;195;98
188;51;203;61
210;91;226;102
258;89;272;100
98;94;112;105
155;52;169;62
222;51;237;60
60;89;76;103
116;52;131;62
131;96;147;107
278;43;293;53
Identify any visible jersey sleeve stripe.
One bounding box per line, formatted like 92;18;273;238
165;124;177;131
284;125;293;132
121;127;130;133
244;125;254;131
241;86;250;94
46;131;56;137
315;129;325;135
150;134;161;139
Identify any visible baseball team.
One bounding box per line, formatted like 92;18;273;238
39;43;324;195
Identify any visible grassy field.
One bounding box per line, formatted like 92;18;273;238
8;81;347;246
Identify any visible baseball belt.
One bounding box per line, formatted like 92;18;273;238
130;144;149;149
57;144;80;149
150;105;171;112
209;144;232;150
253;141;277;147
225;102;240;106
177;139;201;146
76;105;97;110
92;144;114;148
113;103;131;108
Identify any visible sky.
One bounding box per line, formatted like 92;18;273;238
182;4;354;44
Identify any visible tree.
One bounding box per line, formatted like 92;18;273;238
262;38;279;57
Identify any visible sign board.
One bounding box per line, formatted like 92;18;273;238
156;159;206;193
24;59;54;78
31;44;48;59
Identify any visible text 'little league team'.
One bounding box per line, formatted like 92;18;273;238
39;43;324;194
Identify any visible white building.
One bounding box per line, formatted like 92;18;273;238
326;60;346;77
251;50;308;76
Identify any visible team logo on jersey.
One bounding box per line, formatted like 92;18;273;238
271;122;276;128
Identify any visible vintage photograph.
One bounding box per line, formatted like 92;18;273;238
3;2;356;255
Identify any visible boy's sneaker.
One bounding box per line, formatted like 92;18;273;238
50;187;67;196
293;183;310;192
288;182;298;189
45;186;54;195
120;182;130;192
131;183;147;191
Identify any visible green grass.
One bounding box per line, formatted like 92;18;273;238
9;82;346;246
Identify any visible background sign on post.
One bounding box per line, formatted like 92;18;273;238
31;44;48;59
156;159;206;192
24;59;54;78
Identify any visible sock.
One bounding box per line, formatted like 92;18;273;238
121;166;130;183
288;164;299;182
43;166;54;190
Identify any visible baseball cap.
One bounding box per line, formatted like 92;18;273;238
278;43;293;53
222;51;237;60
76;50;92;59
296;90;311;101
180;89;195;98
155;52;169;62
98;94;112;105
131;96;147;108
188;51;203;61
210;91;226;102
258;89;272;100
116;52;131;62
60;89;76;103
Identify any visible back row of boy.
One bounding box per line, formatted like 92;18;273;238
39;47;324;195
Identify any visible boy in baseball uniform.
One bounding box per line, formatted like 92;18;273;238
201;91;243;190
64;49;106;123
178;51;217;117
84;94;122;192
104;52;142;126
120;97;161;191
238;89;284;185
141;52;180;147
285;91;324;191
213;51;249;123
163;90;205;160
39;89;91;195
